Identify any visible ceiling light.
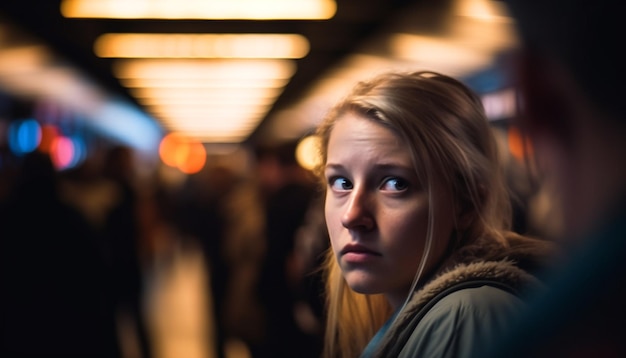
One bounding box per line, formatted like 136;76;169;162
109;59;295;143
112;59;296;80
95;33;310;59
61;0;336;20
119;77;290;89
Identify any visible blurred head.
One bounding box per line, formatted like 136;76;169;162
504;0;624;121
504;0;626;238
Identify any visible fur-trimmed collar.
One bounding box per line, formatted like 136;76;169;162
372;232;553;357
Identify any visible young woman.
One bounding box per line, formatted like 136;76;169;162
313;71;553;357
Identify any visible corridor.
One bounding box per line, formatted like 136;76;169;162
134;241;250;358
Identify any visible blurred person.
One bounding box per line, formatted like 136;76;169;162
313;70;554;357
101;144;153;358
252;142;321;358
288;193;330;351
216;167;267;355
0;151;120;357
481;1;626;357
176;163;242;358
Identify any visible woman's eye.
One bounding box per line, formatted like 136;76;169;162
329;177;353;191
381;177;408;192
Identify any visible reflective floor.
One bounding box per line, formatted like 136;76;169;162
132;242;250;358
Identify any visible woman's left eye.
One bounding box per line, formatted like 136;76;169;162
381;177;408;191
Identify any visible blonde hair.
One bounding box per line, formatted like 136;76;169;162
314;71;512;358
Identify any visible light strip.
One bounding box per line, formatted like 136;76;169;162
112;59;296;80
172;132;252;142
146;103;272;113
61;0;336;20
149;107;268;119
119;77;290;89
129;87;283;100
160;122;259;131
136;96;278;107
95;33;310;59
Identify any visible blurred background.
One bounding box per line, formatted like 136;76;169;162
0;1;558;358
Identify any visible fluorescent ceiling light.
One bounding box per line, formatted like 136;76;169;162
137;95;278;107
390;34;494;75
174;132;252;143
119;77;290;89
61;0;336;20
95;33;310;59
109;58;295;144
113;59;296;80
149;106;268;119
129;86;284;101
453;0;513;23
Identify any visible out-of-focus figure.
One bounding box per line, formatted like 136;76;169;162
250;141;323;358
101;145;153;358
0;151;120;357
483;1;626;357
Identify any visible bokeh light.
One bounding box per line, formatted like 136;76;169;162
295;134;321;171
8;118;42;155
507;125;533;162
37;124;59;153
159;132;207;174
50;135;74;170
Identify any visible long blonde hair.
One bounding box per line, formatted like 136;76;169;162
314;71;512;358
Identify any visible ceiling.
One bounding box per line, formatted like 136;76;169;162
0;0;518;150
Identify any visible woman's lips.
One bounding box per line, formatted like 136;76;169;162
341;244;381;263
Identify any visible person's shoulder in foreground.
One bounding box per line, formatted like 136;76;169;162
483;0;626;356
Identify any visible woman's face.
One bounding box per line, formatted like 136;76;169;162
324;112;455;309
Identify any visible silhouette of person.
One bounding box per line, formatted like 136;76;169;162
101;145;153;358
175;164;231;358
0;150;120;357
481;1;626;356
252;142;322;358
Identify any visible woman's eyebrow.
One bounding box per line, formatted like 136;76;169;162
324;163;344;171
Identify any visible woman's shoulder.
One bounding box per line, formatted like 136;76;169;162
425;284;524;320
398;285;525;358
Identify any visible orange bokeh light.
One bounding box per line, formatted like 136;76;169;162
507;125;533;162
159;132;206;174
37;124;59;154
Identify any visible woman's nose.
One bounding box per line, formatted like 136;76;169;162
340;186;375;230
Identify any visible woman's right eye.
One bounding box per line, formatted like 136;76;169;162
328;176;353;191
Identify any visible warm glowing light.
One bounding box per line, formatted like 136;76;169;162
159;132;184;167
507;125;533;162
37;124;59;153
391;34;493;76
174;132;252;143
159;132;207;173
176;140;207;174
61;0;337;20
453;0;512;23
130;86;283;102
113;59;296;80
295;135;321;171
119;77;290;89
110;59;295;144
148;103;270;118
95;33;309;59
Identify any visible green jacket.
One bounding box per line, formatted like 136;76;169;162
366;233;553;358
